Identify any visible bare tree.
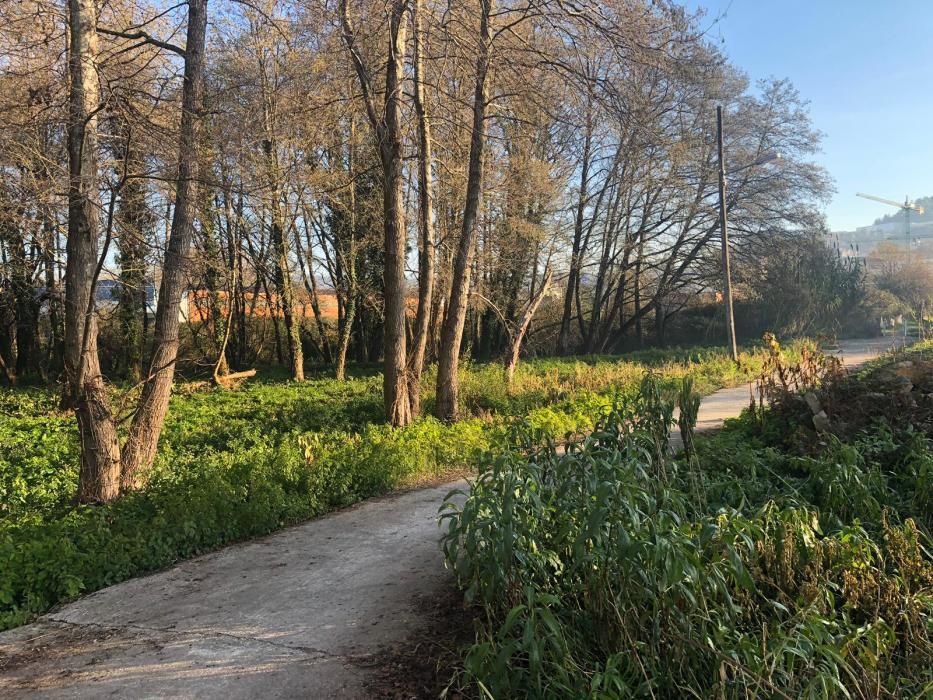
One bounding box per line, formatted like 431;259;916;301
407;0;435;415
64;0;122;502
333;114;360;380
6;0;836;497
60;0;210;501
435;0;492;421
119;0;208;489
340;0;412;425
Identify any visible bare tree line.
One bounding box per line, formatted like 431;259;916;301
0;0;829;501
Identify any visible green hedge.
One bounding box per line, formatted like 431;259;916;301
0;417;488;630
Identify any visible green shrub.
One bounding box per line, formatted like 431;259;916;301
443;386;933;698
0;414;78;518
0;415;497;630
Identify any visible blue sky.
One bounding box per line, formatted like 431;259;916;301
685;0;933;232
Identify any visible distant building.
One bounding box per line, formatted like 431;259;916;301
32;276;165;319
831;220;933;263
183;288;339;322
94;278;157;317
91;275;188;322
182;287;419;323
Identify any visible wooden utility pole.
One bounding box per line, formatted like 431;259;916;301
716;105;738;362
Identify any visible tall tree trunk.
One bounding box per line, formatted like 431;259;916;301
335;288;356;379
43;215;64;375
261;74;304;379
407;0;435;417
303;245;332;364
379;5;411;425
585;181;625;353
234;195;247;367
215;179;237;374
261;273;284;364
596;232;631;353
268;190;304;380
248;17;304;379
213;185;236;378
10;234;39;378
120;0;208;490
435;0;492;422
0;350;13;387
114;125;150;382
634;235;644;348
655;301;666;346
65;0;121;503
293;199;332;365
334;118;357;381
340;0;411;426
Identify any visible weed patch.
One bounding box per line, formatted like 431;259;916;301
443;358;933;698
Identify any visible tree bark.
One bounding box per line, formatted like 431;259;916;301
268;193;304;380
334;117;358;380
10;233;40;378
120;0;208;490
379;5;411;425
302;241;332;364
435;0;492;421
43;214;65;375
261;65;304;380
634;235;644;347
505;267;552;385
407;0;435;417
113;124;150;382
556;100;592;355
65;0;122;503
340;0;411;426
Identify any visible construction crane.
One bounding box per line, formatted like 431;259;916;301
856;192;925;249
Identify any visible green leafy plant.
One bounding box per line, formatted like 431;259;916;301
443;369;933;699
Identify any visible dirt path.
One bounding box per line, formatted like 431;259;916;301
0;338;900;699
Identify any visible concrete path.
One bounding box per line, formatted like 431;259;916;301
0;337;900;699
0;484;469;698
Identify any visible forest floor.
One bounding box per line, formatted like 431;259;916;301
0;337;900;699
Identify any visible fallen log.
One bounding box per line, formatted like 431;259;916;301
213;368;257;389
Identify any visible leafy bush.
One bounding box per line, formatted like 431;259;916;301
443;377;933;698
0;415;79;519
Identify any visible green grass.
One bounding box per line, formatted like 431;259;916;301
0;344;773;631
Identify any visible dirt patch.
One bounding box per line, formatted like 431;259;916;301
354;586;476;699
0;623;98;677
0;622;163;689
808;359;933;442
